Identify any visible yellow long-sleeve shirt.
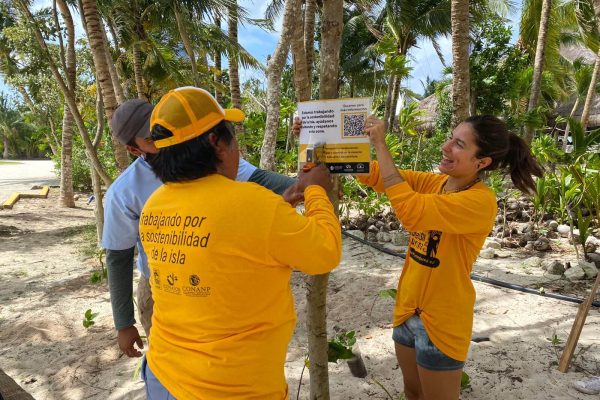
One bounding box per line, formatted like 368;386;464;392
359;161;497;361
139;174;341;399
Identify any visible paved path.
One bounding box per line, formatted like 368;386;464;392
0;160;59;204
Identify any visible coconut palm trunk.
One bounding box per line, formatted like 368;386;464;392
383;75;396;131
228;2;247;156
581;50;600;131
307;0;343;398
291;0;311;102
80;0;129;172
524;0;552;144
304;0;316;86
260;0;297;170
100;18;126;104
451;0;471;128
56;0;76;208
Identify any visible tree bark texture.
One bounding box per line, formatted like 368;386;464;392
228;3;247;156
524;0;552;144
383;75;395;132
304;0;316;92
291;0;311;102
81;0;129;171
451;0;471;128
56;0;76;208
260;0;297;171
100;18;126;104
15;0;113;186
389;75;402;131
132;43;145;99
308;1;343;398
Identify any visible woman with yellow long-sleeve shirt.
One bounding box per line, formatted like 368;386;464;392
360;115;543;400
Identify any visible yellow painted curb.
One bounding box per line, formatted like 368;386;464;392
2;186;50;209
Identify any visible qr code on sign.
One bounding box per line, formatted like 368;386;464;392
342;113;367;137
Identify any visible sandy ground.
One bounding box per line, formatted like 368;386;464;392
0;160;59;204
1;189;600;400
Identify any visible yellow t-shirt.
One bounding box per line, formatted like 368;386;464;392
359;161;497;361
138;174;341;399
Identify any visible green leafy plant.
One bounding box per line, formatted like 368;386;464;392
82;309;98;329
461;371;471;391
379;288;397;300
89;248;107;284
328;331;357;363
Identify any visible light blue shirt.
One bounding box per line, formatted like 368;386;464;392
237;158;257;181
102;157;258;277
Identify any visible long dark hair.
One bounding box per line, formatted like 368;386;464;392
148;121;234;183
465;115;543;195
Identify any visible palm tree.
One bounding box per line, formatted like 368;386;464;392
260;0;297;171
79;0;130;172
55;0;77;207
562;58;595;148
524;0;553;144
376;0;452;130
575;0;600;129
306;0;343;397
451;0;470;127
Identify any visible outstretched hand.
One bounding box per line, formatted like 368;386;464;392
118;325;144;357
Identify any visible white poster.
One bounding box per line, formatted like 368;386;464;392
297;97;371;174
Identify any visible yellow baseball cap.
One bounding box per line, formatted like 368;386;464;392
150;86;245;148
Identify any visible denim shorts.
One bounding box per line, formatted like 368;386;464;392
392;315;465;371
141;357;177;400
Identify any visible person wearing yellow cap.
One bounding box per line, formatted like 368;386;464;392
138;86;342;399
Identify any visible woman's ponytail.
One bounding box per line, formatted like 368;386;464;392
504;133;543;195
465;115;543;195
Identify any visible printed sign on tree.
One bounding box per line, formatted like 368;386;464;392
298;97;371;174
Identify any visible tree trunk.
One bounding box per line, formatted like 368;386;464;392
2;136;8;159
214;17;222;105
383;75;396;131
100;18;126;104
46;118;60;157
308;1;343;398
581;50;600;130
56;0;76;208
106;16;131;99
174;3;199;86
228;3;246;156
16;0;112;186
389;76;402;131
80;0;129;172
260;0;297;171
451;0;471;128
304;0;316;92
133;43;145;99
563;97;579;151
524;0;552;144
291;0;311;102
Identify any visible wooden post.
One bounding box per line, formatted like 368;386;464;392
558;271;600;372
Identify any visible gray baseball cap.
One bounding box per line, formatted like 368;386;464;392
111;99;154;145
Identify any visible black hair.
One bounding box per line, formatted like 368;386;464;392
465;115;543;195
148;121;234;183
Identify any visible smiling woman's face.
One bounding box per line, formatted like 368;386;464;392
438;122;482;178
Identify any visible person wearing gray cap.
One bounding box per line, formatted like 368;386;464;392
103;99;299;358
